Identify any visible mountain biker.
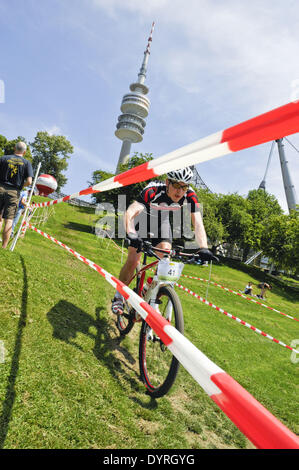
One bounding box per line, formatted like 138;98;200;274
111;166;218;314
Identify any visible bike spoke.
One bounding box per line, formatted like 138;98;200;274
139;286;184;397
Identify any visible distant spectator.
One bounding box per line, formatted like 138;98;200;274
257;282;272;300
0;142;33;248
244;282;253;295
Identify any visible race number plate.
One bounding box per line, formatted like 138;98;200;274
157;258;184;281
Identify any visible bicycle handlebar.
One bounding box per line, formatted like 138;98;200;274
139;240;210;262
126;237;219;263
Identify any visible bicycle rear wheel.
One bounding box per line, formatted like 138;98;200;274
116;299;135;336
139;285;184;398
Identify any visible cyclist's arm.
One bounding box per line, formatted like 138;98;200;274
191;211;208;249
125;200;145;235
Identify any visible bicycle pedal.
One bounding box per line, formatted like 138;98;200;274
134;313;142;322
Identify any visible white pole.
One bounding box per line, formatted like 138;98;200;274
205;261;213;300
10;162;41;252
121;238;124;264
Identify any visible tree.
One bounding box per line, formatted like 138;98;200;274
241;189;283;260
196;189;225;251
261;210;299;274
215;193;253;258
90;152;165;208
0;134;7;156
1;135;33;162
30;131;74;190
246;189;282;220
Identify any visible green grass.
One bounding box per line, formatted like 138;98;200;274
0;197;298;449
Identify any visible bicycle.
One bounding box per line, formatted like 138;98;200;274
115;240;202;398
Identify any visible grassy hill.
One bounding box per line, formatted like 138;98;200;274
0;198;298;449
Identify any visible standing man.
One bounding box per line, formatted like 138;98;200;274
111;167;218;314
0;142;33;248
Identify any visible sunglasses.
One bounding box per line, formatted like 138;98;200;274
169;180;189;191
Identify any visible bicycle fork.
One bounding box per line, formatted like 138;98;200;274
143;281;174;341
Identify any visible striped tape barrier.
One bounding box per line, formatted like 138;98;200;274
31;100;299;209
180;274;299;322
27;222;299;449
176;282;299;355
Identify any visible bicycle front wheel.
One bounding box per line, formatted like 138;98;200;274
139;285;184;398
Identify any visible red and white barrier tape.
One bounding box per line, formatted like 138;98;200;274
32;100;299;209
181;274;299;322
176;282;299;354
27;222;299;449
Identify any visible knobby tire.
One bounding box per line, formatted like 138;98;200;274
139;285;184;398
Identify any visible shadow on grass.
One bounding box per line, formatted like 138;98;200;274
47;300;98;351
46;301;142;395
93;308;142;393
75;205;95;215
0;256;28;449
92;309;158;410
64;221;93;234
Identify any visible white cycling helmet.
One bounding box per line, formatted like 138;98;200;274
167;167;193;183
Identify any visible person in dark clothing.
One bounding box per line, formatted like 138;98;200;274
257;282;272;300
0;142;33;248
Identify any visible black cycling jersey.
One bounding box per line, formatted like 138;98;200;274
135;182;200;240
0;154;33;190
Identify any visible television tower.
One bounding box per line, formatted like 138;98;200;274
115;23;155;173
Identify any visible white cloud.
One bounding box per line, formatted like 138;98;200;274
45;125;62;136
90;0;299;112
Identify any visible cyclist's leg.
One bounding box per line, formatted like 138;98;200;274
119;246;142;285
151;238;172;258
112;246;142;314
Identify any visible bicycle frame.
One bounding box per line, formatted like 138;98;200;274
135;247;182;324
127;245;171;296
124;242;196;325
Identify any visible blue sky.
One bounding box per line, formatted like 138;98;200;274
0;0;298;213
